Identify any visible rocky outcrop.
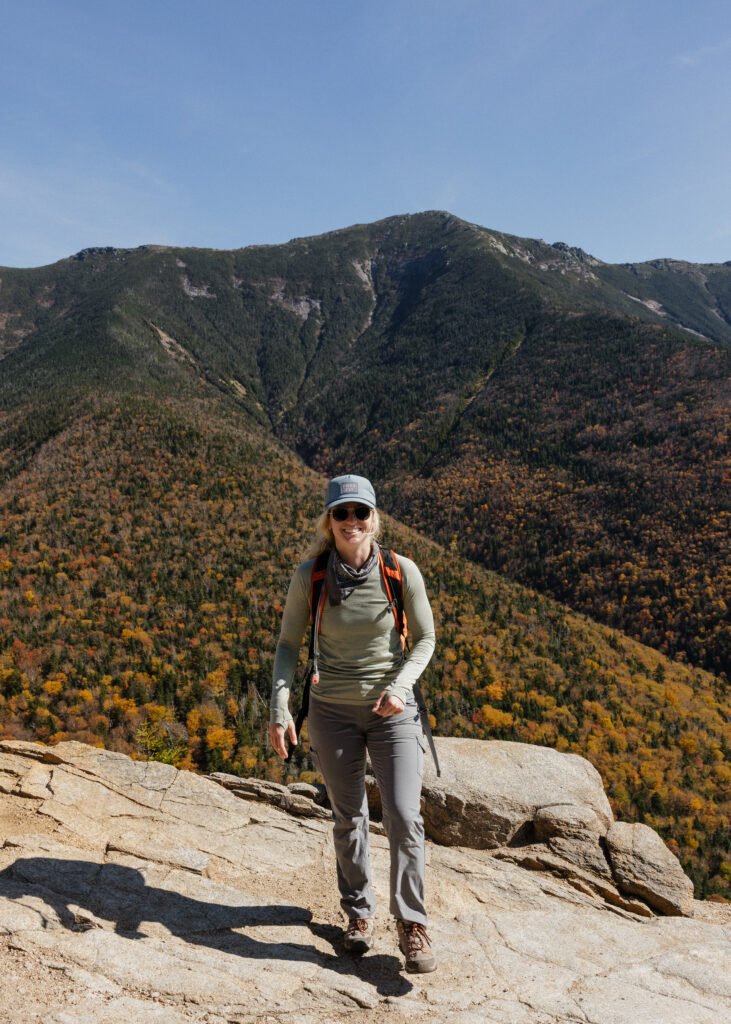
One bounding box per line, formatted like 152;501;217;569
1;738;728;1024
210;772;330;819
533;804;612;878
420;738;613;847
415;737;696;919
605;821;695;917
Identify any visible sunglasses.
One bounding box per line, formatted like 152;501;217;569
331;505;373;522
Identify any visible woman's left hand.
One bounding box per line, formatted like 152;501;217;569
372;692;405;717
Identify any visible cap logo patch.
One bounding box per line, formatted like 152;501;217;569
339;482;358;495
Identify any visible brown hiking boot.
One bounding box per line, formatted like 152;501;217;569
397;919;437;973
343;917;375;954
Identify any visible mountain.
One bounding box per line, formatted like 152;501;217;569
2;212;728;675
0;212;729;897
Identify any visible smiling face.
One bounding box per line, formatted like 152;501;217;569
330;503;374;568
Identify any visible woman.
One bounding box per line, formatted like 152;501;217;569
269;474;437;973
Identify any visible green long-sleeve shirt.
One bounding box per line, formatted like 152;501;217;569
270;552;436;727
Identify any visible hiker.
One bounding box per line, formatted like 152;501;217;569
269;474;437;973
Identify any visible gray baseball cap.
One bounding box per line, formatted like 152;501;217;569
325;474;376;510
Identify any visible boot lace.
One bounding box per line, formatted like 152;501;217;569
347;919;370;936
401;921;430;953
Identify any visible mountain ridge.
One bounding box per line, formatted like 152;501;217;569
0;211;729;896
1;212;727;676
2;209;730;343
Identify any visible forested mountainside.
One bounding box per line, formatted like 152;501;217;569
0;212;729;896
0;401;727;897
378;317;729;679
1;213;728;677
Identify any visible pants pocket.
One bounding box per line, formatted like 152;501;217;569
416;732;426;777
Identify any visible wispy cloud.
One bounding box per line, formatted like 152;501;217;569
676;36;731;67
0;157;187;266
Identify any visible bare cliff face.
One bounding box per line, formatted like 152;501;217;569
1;738;729;1024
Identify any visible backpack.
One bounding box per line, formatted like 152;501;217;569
294;545;441;776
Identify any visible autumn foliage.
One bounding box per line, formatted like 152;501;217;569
0;401;728;899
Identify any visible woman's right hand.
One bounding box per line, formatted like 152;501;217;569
269;720;297;759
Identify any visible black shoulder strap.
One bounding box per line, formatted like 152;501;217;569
294;551;328;739
308;551;329;659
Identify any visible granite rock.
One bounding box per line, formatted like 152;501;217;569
606;821;696;916
210;772;331;819
421;738;614;849
0;739;725;1024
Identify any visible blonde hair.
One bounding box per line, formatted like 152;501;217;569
304;508;382;560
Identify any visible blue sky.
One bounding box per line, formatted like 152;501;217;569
1;0;729;268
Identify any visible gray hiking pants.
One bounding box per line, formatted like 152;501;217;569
307;696;427;925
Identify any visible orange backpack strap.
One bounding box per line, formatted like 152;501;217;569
379;546;441;777
378;546;408;648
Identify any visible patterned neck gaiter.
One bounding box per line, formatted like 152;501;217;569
326;542;379;605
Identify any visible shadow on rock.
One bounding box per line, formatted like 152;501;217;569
308;919;412;997
0;858;411;996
